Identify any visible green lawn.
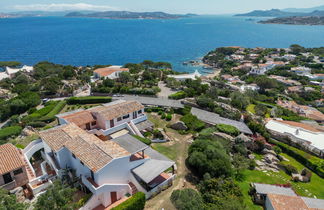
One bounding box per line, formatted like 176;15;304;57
238;152;324;209
151;143;178;161
246;104;256;114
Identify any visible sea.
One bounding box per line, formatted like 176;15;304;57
0;15;324;73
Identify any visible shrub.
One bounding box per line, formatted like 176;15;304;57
15;144;25;149
168;91;187;99
165;114;172;121
180;114;205;131
0;126;22;140
282;164;298;175
111;192;145;210
66;96;112;105
132;135;151;145
158;111;163;115
171;189;204;210
215;124;240;136
273;146;282;154
28;121;47;128
301;168;312;180
40;101;66;122
24;101;58;121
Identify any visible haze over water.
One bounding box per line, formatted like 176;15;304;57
0;15;324;72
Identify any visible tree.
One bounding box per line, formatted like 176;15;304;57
118;72;132;83
103;78;115;88
187;139;233;178
0;188;28;210
171;189;205;210
34;181;77;210
230;92;249;110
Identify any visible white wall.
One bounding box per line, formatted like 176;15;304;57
104;109;144;130
265;196;274;210
95;156;145;186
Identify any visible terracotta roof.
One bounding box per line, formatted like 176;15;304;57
40;123;130;172
91;101;144;121
0;144;26;174
62;110;95;126
274;120;322;133
94;66;129;77
267;194;309;210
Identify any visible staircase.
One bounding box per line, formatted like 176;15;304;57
128;182;138;195
23;158;36;179
128;121;144;137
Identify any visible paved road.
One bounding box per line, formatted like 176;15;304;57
157;81;176;98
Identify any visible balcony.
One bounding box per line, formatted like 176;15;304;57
0;180;16;191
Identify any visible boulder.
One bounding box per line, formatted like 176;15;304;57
170;121;188;130
261;148;277;156
248;154;255;160
264;153;279;164
213;132;234;141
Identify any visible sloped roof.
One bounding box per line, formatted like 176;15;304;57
253;183;296;196
91;101;144;121
301;197;324;210
61;110;95;126
40;123;130;172
0;144;26;174
191;107;252;134
94;66;129;77
267;194;308;210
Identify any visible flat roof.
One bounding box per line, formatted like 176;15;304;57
113;95;184;108
191;107;252;134
132;159;174;183
253;183;297;196
112;134;148;154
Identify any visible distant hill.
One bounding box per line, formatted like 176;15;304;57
65;11;195;19
260;16;324;25
283;5;324;13
235;9;305;17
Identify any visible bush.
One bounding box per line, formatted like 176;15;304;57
161;113;166;119
216;124;240;136
171;189;204;210
269;139;324;178
168;91;187;99
165;114;172;121
28;121;47;128
111;192;145;210
0;126;22;140
132;135;151;145
282;164;298;175
24;101;58;121
180;114;205;131
273;146;282;154
40;101;66;122
66;96;112;105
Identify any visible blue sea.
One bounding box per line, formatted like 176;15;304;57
0;15;324;72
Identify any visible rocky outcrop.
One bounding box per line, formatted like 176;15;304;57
170;121;188;130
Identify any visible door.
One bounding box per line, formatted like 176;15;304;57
86;123;91;130
110;119;114;128
110;192;117;204
3;172;13;184
133;111;137;119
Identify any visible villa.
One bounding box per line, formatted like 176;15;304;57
93;66;129;80
265;119;324;157
3;100;176;209
167;70;201;81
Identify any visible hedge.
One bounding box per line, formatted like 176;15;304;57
168;91;187;100
133;135;151;145
39;101;66;122
66;96;112;105
269;139;324;178
25;101;59;121
0;126;22;140
180;114;205;131
216;124;240;136
111;192;145;210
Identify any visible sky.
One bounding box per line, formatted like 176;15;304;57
1;0;324;14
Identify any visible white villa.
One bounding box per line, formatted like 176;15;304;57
93;66;129;80
167;70;201;81
0;65;34;81
6;100;176;209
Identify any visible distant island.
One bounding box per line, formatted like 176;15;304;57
260;16;324;25
235;9;305;17
65;11;196;19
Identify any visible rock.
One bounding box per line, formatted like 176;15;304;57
255;160;265;167
213;132;234;141
264;153;279;164
261;148;277;156
248;154;255;160
170;121;188;130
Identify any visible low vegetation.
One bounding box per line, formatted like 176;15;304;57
111;192;145;210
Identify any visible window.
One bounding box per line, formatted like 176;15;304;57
80;161;84;166
13;168;23;175
122;114;129;119
91;121;96;126
138;110;142;114
72;154;76;159
117;117;122;122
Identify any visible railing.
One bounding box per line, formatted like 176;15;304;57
23;139;42;156
81;176;131;196
147;174;176;199
0;180;16;190
28;174;56;195
102;123;128;136
131;115;147;124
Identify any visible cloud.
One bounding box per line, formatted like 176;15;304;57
11;3;119;11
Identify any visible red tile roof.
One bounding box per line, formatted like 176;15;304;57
94;67;129;77
267;194;309;210
0;144;26;174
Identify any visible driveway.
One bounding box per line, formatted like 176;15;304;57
157;81;176;98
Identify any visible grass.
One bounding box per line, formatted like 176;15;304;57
9;134;40;148
238;152;324;209
246;104;256;114
151;143;178;161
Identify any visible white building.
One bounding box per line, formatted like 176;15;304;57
0;65;33;81
24;100;176;209
93;66;129;80
167;70;201;81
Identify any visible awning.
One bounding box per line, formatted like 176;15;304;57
132;159;175;183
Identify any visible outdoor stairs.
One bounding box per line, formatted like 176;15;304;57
128;182;138;195
23;158;35;179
